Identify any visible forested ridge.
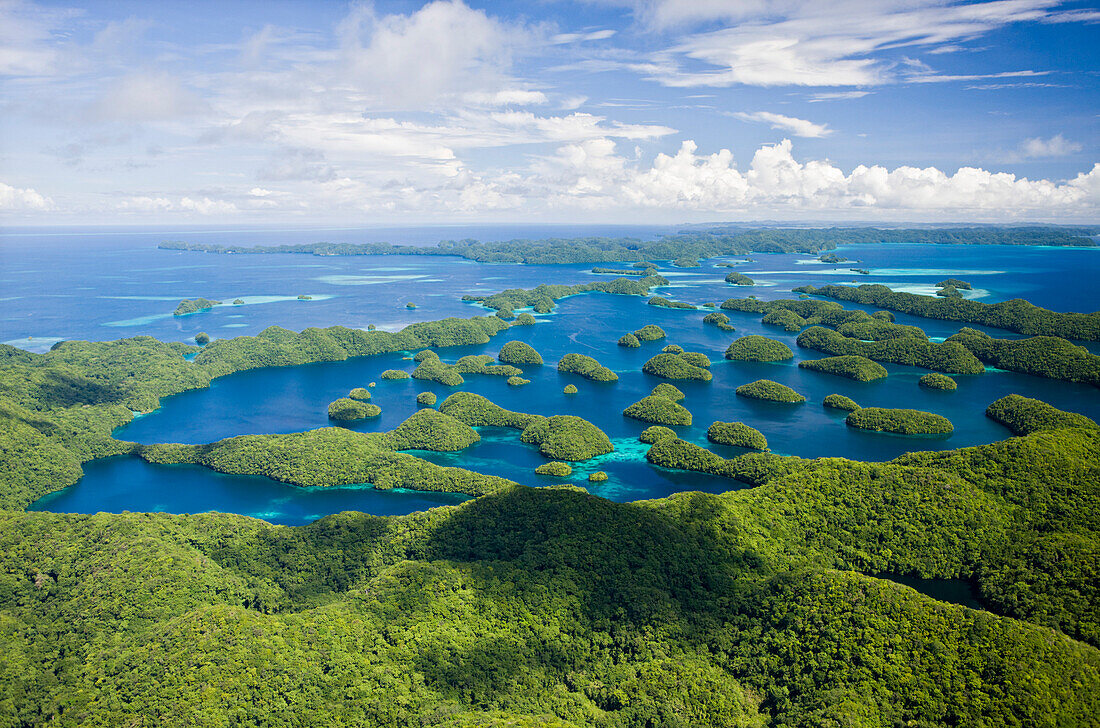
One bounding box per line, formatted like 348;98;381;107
159;225;1098;264
3;292;1100;725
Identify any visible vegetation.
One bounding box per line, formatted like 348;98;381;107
348;387;372;400
985;394;1095;435
938;279;972;289
298;294;313;301
725;272;754;285
846;407;954;435
946;328;1100;386
557;353;618;382
617;333;641;348
173;297;221;315
141;424;507;497
464;276;668;317
761;309;807;332
587;471;608;482
195;332;210;345
707;421;768;450
823;393;861;411
639;425;677;443
233;298;244;305
623;395;692;426
803;283;1100;340
412;357;465;386
406;302;416;309
642;352;713;381
662;344;684;354
520;415;614;462
591;267;649;276
632;324;666;342
563;384;578;395
507;376;530;386
736;379;806;403
439;392;543;431
798;355;888;381
796;326;985;374
327;397;380;421
650;383;685;401
724;335;794;362
383;409;481;451
702;311;734;332
535;461;573;477
648;296;696;309
671;257;700;267
416;391;437;406
498;341;543;366
936;285;963;298
514;312;536;326
919;372;957;390
380;369;410;379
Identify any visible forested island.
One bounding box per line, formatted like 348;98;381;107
160;226;1099;265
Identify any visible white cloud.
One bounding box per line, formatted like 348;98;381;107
462;90;548;106
552;29;617;43
0;181;52;210
731;111;833;138
1022;134;1082;158
179;196;238;215
93;72;209;122
620;1;1068;88
808;90;871;102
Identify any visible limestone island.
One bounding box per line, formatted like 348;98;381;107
846;407;953;435
736;379;806;403
173;298;221;316
724;335;794;362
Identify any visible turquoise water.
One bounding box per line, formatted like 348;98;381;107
6;226;1099;525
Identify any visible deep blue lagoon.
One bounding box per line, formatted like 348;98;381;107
5;224;1099;525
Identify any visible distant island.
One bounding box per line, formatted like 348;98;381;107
172;298;221;316
159;226;1099;265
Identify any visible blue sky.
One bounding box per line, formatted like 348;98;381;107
1;0;1097;224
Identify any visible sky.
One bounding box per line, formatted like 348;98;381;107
0;0;1098;225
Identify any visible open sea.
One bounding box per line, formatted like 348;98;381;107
4;224;1099;526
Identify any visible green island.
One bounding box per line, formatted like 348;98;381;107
172;297;221;316
936;285;963;298
798;355;888;381
298;294;312;300
639;424;677;443
846;407;954;435
662;344;684;354
411;352;524;387
938;278;973;289
796;326;985;374
736;379;806;403
671;257;700;267
588;471;608;482
437;392;611;461
725;272;754;285
707;421;768;450
632;324;666;341
799;283;1100;340
919;372;958;390
641;352;713;381
591;267;649;276
946;327;1100;386
647;295;696;309
563;384;578;395
507;376;530;386
348;387;371;400
724;335;794;362
416;391;437;406
985;393;1095;435
623;394;693;426
702;311;735;332
761;308;807;331
463;276;668;317
514;312;536;325
819;253;850;263
194;332;210;345
557;353;618;382
327;397;381;421
232;298;244;305
650;383;685;401
380;369;410;379
618;333;641;347
823;393;861;411
535;461;573;476
498;341;543;366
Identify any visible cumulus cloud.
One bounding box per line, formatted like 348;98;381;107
536;138;1100;217
0;181;52;210
93;72;209;122
1022;134;1082;158
179;197;238;215
463;90;549;106
730;111;832;138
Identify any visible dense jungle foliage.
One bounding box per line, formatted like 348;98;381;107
735;379;806;403
557;353;618;382
796;326;985;374
797;355;888;382
845;407;955;435
723;336;794;362
946;328;1100;386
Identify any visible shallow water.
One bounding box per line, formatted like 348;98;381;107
7;226;1100;524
